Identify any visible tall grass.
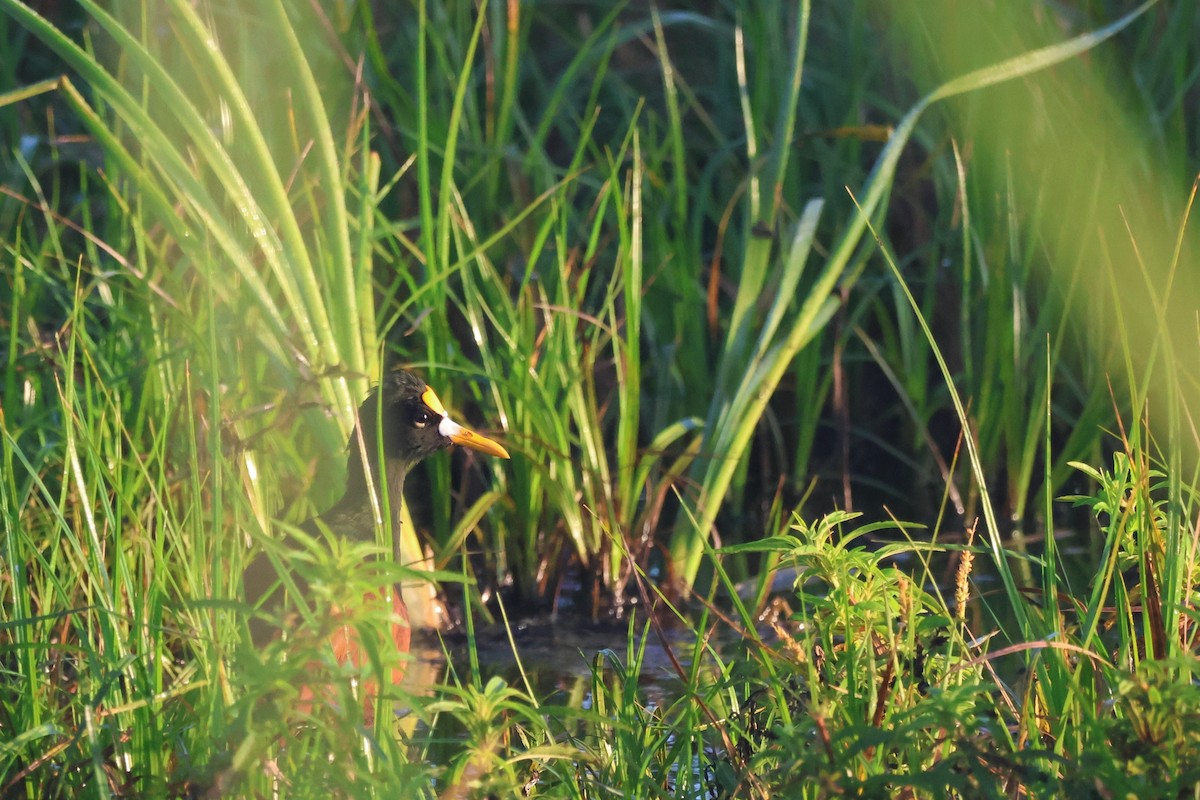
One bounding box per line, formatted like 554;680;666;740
4;0;1199;796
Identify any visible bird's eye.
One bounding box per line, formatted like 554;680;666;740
412;408;434;429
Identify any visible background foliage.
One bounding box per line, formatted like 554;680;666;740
3;0;1199;796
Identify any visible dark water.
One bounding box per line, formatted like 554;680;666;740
404;613;710;710
401;522;1105;720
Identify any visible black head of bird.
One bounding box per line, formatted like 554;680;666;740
325;370;510;539
339;370;509;506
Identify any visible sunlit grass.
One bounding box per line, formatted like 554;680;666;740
3;0;1199;796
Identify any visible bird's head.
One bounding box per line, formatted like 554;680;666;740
356;370;510;467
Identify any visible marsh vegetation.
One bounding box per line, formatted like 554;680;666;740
3;1;1199;796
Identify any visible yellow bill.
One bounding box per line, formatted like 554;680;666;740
421;385;511;459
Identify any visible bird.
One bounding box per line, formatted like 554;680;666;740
244;369;509;712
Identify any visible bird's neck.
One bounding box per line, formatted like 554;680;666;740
335;451;408;546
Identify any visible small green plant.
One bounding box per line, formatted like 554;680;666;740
709;512;998;795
